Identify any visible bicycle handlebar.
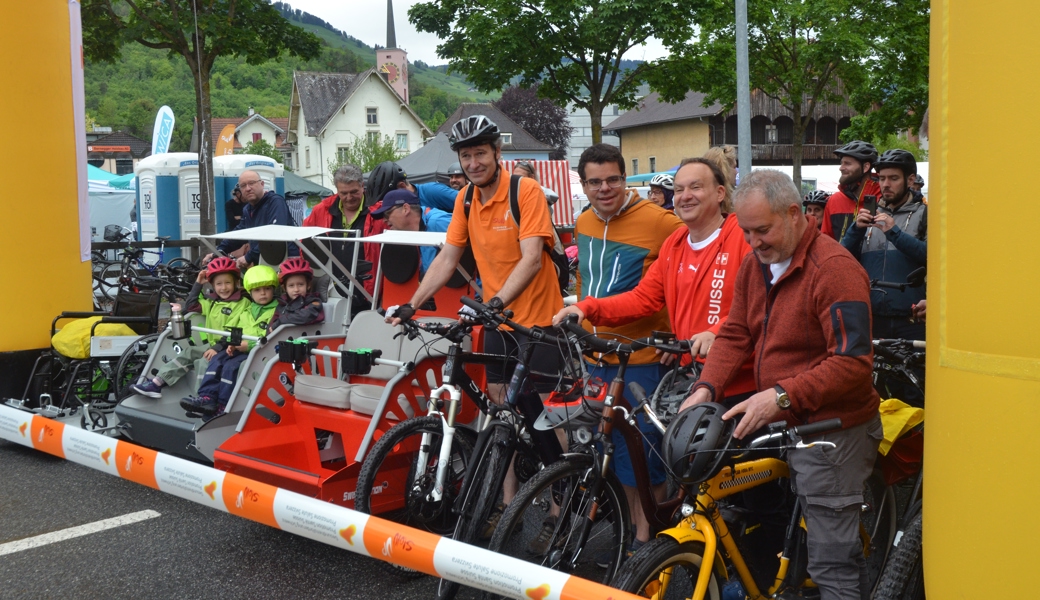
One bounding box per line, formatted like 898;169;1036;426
557;315;693;357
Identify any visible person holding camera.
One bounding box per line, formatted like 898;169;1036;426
822;141;881;241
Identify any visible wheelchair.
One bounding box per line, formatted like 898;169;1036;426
6;289;162;433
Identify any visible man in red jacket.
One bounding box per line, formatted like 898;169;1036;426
821;140;880;241
684;169;882;600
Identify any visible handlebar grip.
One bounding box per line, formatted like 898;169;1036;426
792;419;842;437
559;318;619;354
460;296;485;312
627;382;649;403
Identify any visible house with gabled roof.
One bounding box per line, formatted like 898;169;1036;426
286;67;432;187
209;110;291;160
435;103;554;160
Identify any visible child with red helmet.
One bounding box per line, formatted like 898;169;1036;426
129;256;250;399
267;257;325;332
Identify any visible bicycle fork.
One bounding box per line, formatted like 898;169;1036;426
416;382;462;503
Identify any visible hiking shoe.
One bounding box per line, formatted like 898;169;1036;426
180;395;218;416
594;538;645;569
479;502;506;541
527;516;559;555
129;380;163;399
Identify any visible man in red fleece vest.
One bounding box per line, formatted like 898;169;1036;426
684;169;882;600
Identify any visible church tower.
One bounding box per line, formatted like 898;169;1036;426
380;0;409;104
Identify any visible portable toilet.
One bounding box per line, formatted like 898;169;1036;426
213;154;285;232
134;152;200;258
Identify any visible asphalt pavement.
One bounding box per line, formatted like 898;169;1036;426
0;439;486;600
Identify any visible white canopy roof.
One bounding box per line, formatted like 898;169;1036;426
318;230;447;247
199;225;336;242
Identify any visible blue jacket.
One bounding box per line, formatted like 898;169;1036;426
420;207;452;273
416;182;458;213
217;191;298;264
841;191;927;317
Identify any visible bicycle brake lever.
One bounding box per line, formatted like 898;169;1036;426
795;441;837;450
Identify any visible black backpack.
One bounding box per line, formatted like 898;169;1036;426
463;175;570;296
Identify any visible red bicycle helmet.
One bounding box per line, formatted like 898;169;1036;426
278;257;313;284
534;377;609;430
205;256;240;281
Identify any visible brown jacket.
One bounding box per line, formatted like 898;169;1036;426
697;219;880;429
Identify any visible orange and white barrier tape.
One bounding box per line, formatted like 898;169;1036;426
0;405;637;600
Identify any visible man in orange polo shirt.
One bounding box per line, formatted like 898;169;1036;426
387;115;565;508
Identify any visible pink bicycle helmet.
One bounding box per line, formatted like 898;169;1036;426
205;256;240;281
278;257;313;284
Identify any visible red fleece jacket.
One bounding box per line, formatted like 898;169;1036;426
696;220;880;430
822;177;881;241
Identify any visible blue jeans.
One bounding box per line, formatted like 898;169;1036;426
196;351;248;407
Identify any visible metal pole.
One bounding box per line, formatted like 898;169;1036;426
735;0;752;181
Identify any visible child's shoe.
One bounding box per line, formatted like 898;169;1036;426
129;380;163;399
180;395;218;416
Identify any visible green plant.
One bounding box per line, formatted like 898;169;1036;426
243;138;286;165
327;135;401;178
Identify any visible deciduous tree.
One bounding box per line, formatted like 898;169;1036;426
243;138;286;166
494;85;572;160
82;0;320;235
409;0;703;144
327;135;400;179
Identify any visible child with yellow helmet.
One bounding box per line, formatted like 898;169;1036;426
181;265;280;417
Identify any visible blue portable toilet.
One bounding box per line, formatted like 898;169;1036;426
134;152;200;258
213;154;285;232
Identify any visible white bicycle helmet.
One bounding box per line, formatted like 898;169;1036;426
650;173;674;191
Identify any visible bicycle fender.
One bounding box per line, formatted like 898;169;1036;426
655;519;728;581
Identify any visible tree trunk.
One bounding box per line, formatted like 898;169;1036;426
589;99;603;145
191;59;216;236
791;103;805;192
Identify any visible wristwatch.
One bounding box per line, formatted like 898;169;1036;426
774;385;791;410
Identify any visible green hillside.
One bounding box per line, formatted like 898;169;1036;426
84;8;491;152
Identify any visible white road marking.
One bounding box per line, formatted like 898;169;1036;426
0;510;161;556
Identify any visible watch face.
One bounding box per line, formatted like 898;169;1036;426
381;62;400;83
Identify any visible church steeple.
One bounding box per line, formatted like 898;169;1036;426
387;0;397;49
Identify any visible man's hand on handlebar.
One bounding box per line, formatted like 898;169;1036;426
551;305;585;327
722;389;783;439
385;303;415;326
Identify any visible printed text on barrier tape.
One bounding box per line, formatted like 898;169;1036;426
0;406;639;600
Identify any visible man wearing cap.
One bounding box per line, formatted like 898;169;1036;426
821;141;881;241
372;189;452;275
225;184;245;231
446;162;468;191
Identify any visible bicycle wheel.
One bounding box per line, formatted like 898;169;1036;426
873;513;924;600
863;469;898;590
96;263;123;303
486;453;630;594
114;333;160;400
611;537;722;599
354;415;476;539
435;425;511;600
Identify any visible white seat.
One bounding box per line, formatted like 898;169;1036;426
294;374;352;410
348;385;414;421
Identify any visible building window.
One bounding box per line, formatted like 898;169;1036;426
501;133;513;145
305;147;311;169
367;131;381;144
115;158;134;175
649;157;656;173
337;146;350;163
632;158;639;176
283;152;293;171
252;132;262;143
396;132;409;151
367;107;378;124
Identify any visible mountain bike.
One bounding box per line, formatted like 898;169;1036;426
484;316;694;595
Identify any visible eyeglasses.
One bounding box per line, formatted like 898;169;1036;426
647;188;664;196
240;179;263;188
582;176;626;189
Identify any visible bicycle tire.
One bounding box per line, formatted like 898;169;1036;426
484;453;630;596
114;333;160;400
353;415;476;578
873;513;924;600
611;537;722;599
864;469;898;591
96;263;123;303
435;425;511;600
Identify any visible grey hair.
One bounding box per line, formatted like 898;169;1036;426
333;164;363;186
733;169;801;214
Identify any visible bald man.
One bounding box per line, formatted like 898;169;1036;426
216;170;297;268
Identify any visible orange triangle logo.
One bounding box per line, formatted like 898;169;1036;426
19;422;27;436
339;525;356;545
526;583;550;600
204;481;218;500
101;448;112;465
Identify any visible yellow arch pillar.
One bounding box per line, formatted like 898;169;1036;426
927;1;1040;595
0;3;92;354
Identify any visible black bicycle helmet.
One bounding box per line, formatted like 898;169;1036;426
874;149;918;176
366;161;408;205
834;140;879;166
449;115;501;151
446;162;464;175
663;403;737;486
803;190;830;207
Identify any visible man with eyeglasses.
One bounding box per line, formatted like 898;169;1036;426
213;170;297;269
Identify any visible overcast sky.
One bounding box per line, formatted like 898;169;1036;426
283;0;668;65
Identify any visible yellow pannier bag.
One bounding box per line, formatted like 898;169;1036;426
51;317;138;359
877;398;924;456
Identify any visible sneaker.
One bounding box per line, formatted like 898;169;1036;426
180;395;218;416
594;538;645;569
129;380;163;399
479;502;506;541
527;516;558;555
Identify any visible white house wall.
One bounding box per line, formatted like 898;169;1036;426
237;119;280;149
